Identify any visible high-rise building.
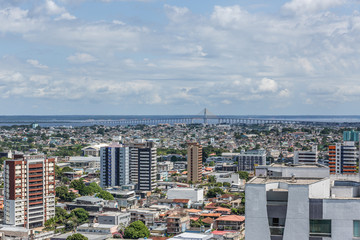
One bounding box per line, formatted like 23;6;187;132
293;145;318;164
100;144;130;188
236;149;266;171
129;141;157;191
329;142;358;174
187;143;202;183
246;164;360;240
4;155;55;229
343;130;359;142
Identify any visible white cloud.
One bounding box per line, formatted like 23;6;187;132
55;12;76;20
257;78;278;93
27;59;49;69
45;0;66;15
67;53;97;64
282;0;346;14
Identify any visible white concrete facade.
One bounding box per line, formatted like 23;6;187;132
167;188;204;202
246;173;360;240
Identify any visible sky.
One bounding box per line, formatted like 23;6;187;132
0;0;360;115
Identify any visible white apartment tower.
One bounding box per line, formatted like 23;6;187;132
100;144;130;188
4;155;56;229
129;141;157;191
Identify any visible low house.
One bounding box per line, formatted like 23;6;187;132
214;215;245;231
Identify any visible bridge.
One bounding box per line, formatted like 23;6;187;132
74;108;309;126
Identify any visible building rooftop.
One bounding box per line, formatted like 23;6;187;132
266;163;327;168
216;215;245;222
248;176;326;185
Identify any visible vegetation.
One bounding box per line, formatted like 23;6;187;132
53;144;84;157
69;179;102;196
206;187;225;198
123;221;150;239
66;233;88;240
96;190;115;200
44;207;90;232
56;186;77;202
238;171;250;181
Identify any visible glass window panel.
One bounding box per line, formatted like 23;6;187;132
354;220;360;237
310;219;331;237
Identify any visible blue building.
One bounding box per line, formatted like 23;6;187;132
343;130;359;142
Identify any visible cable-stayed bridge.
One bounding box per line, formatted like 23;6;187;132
73;109;315;126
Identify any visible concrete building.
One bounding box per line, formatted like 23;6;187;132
98;212;130;227
187;143;203;183
127;209;159;227
255;163;330;178
167;188;204;203
107;189;137;208
166;211;190;234
343;130;359;142
4;155;55;229
100;144;130;188
168;232;213;240
329;142;358;174
246;165;360;240
293;145;318;164
68;156;100;169
82;143;108;157
236;149;266;172
130;142;157;191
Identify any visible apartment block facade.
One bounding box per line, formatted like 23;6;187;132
236;149;266;171
329;142;358;174
4;155;55;229
294;145;318;164
100;144;130;188
187;143;202;183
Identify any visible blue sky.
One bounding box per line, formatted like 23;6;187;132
0;0;360;115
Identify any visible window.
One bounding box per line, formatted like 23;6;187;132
354;220;360;238
310;220;331;237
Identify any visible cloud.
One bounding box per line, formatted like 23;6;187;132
67;53;97;64
55;12;76;20
282;0;346;14
27;59;49;69
257;78;278;93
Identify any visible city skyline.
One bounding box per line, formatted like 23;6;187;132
0;0;360;115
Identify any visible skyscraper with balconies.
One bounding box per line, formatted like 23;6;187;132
100;144;130;188
187;143;202;183
329;142;358;174
4;155;55;229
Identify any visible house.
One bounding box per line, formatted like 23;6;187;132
214;215;245;231
214;207;231;215
166;211;190;234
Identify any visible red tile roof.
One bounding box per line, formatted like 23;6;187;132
173;199;190;203
200;213;222;218
216;215;245;222
215;207;231;212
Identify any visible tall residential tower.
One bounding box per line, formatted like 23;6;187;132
187;143;202;183
4;155;56;229
100;144;130;188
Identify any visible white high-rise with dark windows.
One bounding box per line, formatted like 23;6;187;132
129;141;157;191
100;144;130;188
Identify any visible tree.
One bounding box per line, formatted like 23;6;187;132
238;171;250;181
96;190;114;200
206;187;225;198
70;208;89;224
88;182;102;193
56;186;77;202
223;182;231;187
124;221;150;239
66;233;88;240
